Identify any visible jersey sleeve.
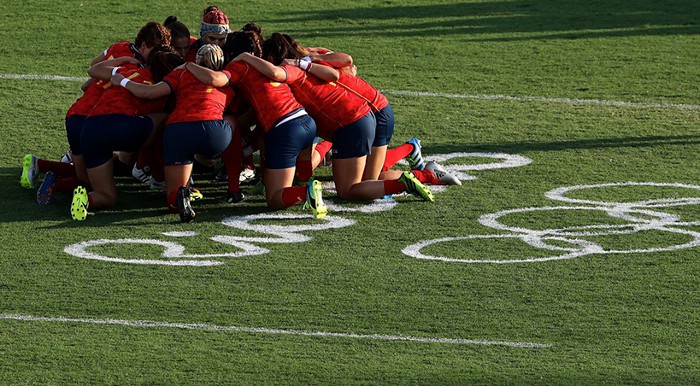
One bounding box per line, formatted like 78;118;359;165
281;64;303;83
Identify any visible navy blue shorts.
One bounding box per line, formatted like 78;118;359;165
81;114;154;169
331;112;376;159
65;115;87;155
264;113;316;169
373;104;394;147
163;120;232;165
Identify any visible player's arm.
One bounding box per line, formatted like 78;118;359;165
281;58;340;82
232;52;287;82
184;62;230;88
111;73;172;99
310;52;353;69
87;57;140;80
90;51;107;66
80;78;95;92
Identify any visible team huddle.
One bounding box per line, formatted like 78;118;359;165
20;5;461;223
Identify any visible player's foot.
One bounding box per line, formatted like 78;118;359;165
399;171;434;202
20;154;39;189
132;164;151;184
189;187;203;201
71;186;89;221
60;149;73;164
37;171;57;205
221;191;245;204
424;161;462;186
303;179;327;219
405;138;425;171
177;186;196;223
239;167;256;183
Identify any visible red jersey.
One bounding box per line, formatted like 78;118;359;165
66;41;142;118
223;61;303;132
163;68;235;125
336;71;389;112
185;37;202;63
88;64;166;117
283;64;370;140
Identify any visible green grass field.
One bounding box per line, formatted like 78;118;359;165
1;0;699;384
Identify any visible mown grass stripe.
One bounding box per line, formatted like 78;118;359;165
1;73;698;111
0;314;552;348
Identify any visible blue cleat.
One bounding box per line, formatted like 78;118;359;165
405;138;425;171
37;171;58;205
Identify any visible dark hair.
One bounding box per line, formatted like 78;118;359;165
223;23;264;62
281;33;309;57
163;16;190;41
261;32;300;65
147;45;184;82
203;5;220;17
135;21;171;48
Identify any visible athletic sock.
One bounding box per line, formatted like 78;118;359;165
382;143;413;171
53;176;80;193
222;127;243;193
166;189;179;212
281;185;307;207
383;179;405;195
411;169;437;184
37;159;77;177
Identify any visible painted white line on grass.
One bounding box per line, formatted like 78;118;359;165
0;73;86;82
382;89;700;111
0;314;552;348
1;73;697;111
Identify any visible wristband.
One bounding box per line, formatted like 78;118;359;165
299;60;310;71
111;66;120;76
119;78;130;88
301;56;312;62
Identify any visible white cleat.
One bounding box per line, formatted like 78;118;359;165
425;161;462;186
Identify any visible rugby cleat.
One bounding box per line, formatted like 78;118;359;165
20;154;40;189
303;179;327;219
71;186;89;221
60;149;73;164
37;171;58;205
424;161;462;186
398;171;435;202
189;187;204;201
132;164;152;184
221;191;245;204
405;138;425;171
176;186;196;223
239;167;256;183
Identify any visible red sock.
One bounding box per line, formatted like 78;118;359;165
315;140;333;161
295;158;313;182
53;177;81;193
37;159;77;177
281;185;307;207
166;189;178;212
382;143;413;171
411;169;437;184
87;193;94;207
147;140;165;182
222;128;243;193
383;179;405;195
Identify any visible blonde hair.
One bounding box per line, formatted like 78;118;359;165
196;44;225;70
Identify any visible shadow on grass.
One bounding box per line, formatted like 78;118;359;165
269;0;699;40
0;169;268;226
422;134;700;155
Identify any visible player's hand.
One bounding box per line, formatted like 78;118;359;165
111;73;125;86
